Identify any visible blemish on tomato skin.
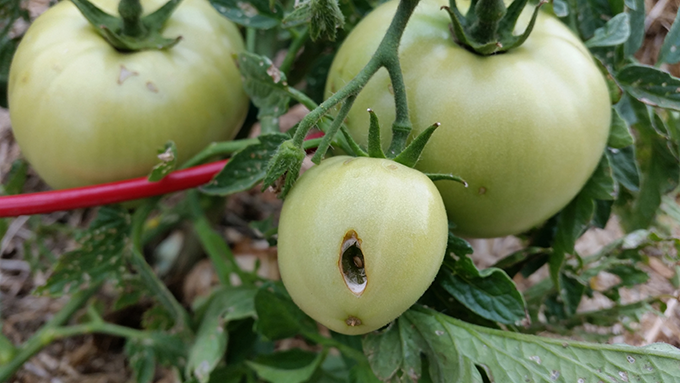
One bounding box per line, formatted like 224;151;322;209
478;186;486;195
117;65;138;84
146;81;159;93
345;316;362;327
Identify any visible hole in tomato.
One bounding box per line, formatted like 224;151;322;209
340;230;367;296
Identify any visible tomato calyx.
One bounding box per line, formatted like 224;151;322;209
70;0;182;52
443;0;546;55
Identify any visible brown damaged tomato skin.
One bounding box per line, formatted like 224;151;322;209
8;0;249;189
325;0;611;238
277;156;448;335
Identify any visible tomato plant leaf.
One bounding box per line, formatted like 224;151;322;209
210;0;283;29
585;13;630;48
246;349;326;383
623;0;645;58
35;206;131;296
125;332;187;383
284;0;346;41
201;133;288;196
608;108;635;148
148;141;178;182
0;159;27;196
581;153;617;200
618;104;680;230
616;65;680;111
391;307;680;383
607;146;640;192
237;52;291;122
0;36;20;108
657;8;680;65
186;286;257;383
254;283;317;340
348;362;382;383
446;233;474;257
574;0;609;40
551;0;568;17
438;255;528;325
549;192;595;315
363;314;482;383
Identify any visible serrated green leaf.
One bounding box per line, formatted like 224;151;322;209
201;133;289;196
210;0;283;29
36;206;131;296
348;362;381;383
0;36;20;108
387;307;680;383
148;141;177;182
607;146;640;192
246;349;325;383
581;153;617;200
254;283;316;340
187;286;257;383
125;332;187;383
620;113;680;230
623;0;645;58
0;159;27;196
237;52;290;120
446;233;474;257
141;304;175;331
575;0;609;40
438;255;527;325
616;64;680;111
585;13;630;48
551;0;568;17
608;264;650;287
658;9;680;65
364;314;483;383
309;0;345;41
608;108;635;149
550;192;595;315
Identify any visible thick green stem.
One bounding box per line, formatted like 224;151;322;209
118;0;146;37
128;200;192;332
187;190;256;286
469;0;506;44
180;138;259;169
0;284;101;381
290;0;421;150
311;95;357;163
302;330;366;362
280;28;309;75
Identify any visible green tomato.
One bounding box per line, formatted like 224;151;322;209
325;0;611;238
9;0;248;189
277;156;448;335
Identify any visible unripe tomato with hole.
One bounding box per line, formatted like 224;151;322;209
277;156;448;335
325;0;611;238
8;0;248;189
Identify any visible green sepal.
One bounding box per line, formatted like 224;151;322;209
426;173;468;187
393;122;440;168
262;140;306;198
444;0;546;55
367;109;387;159
70;0;182;52
340;126;369;157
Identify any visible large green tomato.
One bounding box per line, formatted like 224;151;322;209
277;156;448;335
9;0;248;189
326;0;611;238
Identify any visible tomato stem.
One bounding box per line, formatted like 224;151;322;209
119;0;145;37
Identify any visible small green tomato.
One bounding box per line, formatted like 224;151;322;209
277;156;448;335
